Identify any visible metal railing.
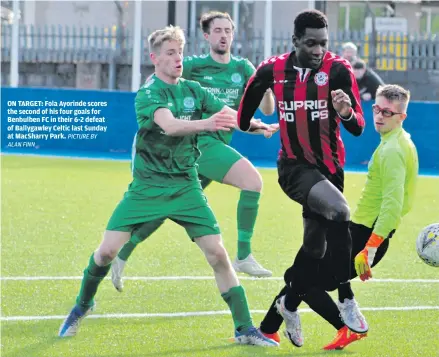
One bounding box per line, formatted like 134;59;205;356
1;24;438;70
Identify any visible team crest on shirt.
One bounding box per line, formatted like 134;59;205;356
183;97;195;111
231;73;242;84
314;72;328;86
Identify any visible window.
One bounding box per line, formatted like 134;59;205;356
337;2;392;32
420;8;439;33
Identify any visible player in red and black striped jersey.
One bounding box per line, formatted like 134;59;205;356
237;9;369;347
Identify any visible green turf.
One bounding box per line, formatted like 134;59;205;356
1;155;438;357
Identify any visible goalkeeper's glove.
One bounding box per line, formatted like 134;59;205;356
354;233;385;281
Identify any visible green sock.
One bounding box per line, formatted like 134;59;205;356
75;254;111;309
221;285;253;332
117;219;164;261
237;190;261;260
117;240;138;261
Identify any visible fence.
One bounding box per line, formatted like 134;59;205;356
1;24;438;70
1;87;438;175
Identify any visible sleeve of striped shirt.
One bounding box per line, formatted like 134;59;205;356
373;146;407;238
237;60;274;131
335;61;366;137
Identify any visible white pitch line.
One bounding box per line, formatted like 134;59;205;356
2;306;439;322
1;276;438;283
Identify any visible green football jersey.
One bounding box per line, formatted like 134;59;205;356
182;54;256;144
133;75;225;181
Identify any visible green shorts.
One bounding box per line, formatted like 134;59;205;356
106;178;220;240
197;135;243;184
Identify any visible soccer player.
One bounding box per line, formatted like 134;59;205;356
111;11;276;291
257;84;419;350
237;9;369;346
58;25;278;347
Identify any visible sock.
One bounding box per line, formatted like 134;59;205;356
327;221;352;284
117;241;137;261
303;287;345;330
284;291;304;312
75;254;111;309
286;247;321;294
221;285;253;332
117;219;165;261
338;281;354;302
260;285;288;334
237;190;260;260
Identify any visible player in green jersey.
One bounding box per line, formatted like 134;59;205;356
58;25;278;346
257;84;419;350
112;11;276;291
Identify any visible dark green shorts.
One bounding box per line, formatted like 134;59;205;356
106;178;220;240
197;135;243;183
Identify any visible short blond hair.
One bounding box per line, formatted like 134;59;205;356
148;25;186;53
376;84;411;112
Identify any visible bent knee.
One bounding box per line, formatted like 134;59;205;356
223;159;263;192
96;248;118;265
206;245;229;267
329;202;350;222
303;242;327;259
238;166;263;192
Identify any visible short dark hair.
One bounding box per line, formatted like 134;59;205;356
352;59;366;69
294;9;328;38
199;11;235;34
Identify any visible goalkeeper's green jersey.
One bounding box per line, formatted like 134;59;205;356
133;75;225;180
182;54;256;144
352;127;419;238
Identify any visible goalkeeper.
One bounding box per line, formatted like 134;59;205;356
258;84;419;350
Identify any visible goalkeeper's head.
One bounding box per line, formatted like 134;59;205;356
372;84;410;135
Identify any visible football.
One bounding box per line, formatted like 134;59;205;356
416;223;439;267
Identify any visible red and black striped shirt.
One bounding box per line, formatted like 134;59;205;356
237;51;365;174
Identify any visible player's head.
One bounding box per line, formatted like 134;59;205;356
200;11;235;55
292;9;329;70
341;42;358;62
148;25;185;80
373;84;410;134
352;59;367;80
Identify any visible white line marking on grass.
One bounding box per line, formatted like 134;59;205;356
1;276;438;283
2;306;439;322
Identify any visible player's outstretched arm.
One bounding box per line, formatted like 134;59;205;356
154;108;236;136
222;106;279;138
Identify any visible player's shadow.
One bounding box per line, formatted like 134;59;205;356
2;334;60;357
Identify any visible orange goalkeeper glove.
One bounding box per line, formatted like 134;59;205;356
354;233;385;281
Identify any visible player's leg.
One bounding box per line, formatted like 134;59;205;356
302;222;391;350
59;185;165;337
197;136;271;277
59;229;132;337
168;186;278;346
112;219;165;292
304;178;370;333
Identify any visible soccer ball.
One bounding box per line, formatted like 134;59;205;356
416;223;439;267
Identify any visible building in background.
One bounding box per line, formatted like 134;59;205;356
10;0;439;35
2;0;438;97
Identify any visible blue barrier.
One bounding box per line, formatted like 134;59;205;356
1;87;438;174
